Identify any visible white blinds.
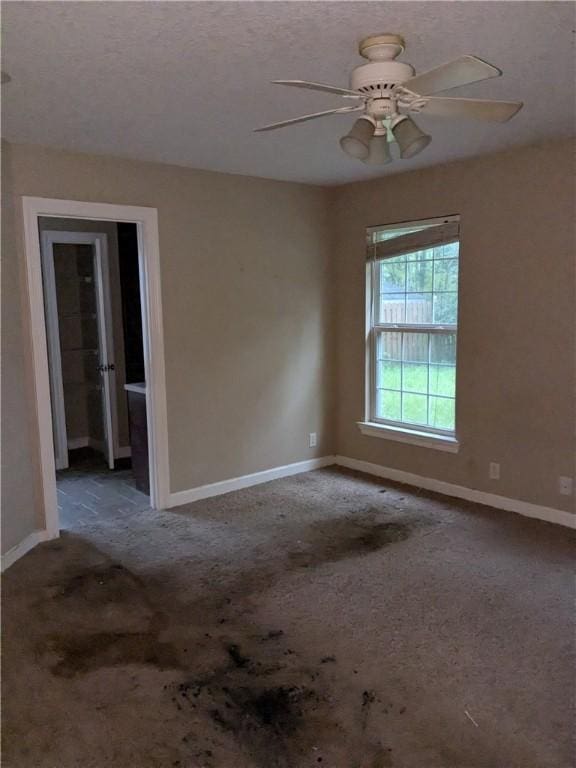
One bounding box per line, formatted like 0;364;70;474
367;221;460;262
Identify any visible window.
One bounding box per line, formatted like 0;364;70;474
364;216;460;443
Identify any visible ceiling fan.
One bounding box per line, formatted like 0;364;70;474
255;34;523;165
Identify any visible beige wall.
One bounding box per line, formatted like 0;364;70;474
39;218;130;452
1;141;44;552
331;139;575;514
1;142;335;554
2;138;574;557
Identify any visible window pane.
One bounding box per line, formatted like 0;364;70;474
438;242;459;259
433;292;457;324
406;249;430;262
407;261;433;291
429;397;455;430
380;260;405;292
402;333;428;363
370;222;458;435
379;294;405;323
377;390;401;421
377;332;402;361
429;364;455;397
433;258;458;292
377;360;401;390
402;393;428;425
430;333;456;364
406;293;432;323
403;363;428;394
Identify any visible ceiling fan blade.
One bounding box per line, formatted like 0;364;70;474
420;96;523;122
403;55;501;96
254;105;362;132
272;79;363;98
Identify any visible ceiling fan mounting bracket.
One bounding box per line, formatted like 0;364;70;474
359;34;406;61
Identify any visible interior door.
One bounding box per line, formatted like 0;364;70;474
41;236;69;470
42;230;117;472
93;239;116;470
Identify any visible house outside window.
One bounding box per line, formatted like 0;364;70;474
361;215;460;450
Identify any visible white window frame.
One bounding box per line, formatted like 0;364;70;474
359;214;460;453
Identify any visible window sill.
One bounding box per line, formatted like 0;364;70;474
357;421;460;453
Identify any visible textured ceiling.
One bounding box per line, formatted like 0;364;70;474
2;1;575;185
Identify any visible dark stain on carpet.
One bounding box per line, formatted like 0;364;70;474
218;684;317;734
26;544;394;767
361;689;378;731
42;562;177;677
35;543;395;763
52;563;146;601
49;631;182;677
288;516;416;568
226;643;251;669
175;668;324;767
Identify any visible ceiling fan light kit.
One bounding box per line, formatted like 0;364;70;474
339;117;375;160
391;115;432;159
363;134;392;166
255;33;523;167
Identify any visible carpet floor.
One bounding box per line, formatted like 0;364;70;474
2;466;574;768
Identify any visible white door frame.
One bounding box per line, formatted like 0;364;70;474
22;197;170;538
41;231;118;470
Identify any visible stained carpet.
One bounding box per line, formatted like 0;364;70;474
2;467;574;768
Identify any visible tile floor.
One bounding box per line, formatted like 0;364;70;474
56;448;150;530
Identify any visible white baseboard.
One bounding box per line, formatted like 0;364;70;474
67;436;89;449
67;437;103;452
9;453;570;572
67;438;131;459
1;529;59;572
335;455;576;529
167;456;336;508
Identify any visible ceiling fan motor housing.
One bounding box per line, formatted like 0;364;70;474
350;60;415;94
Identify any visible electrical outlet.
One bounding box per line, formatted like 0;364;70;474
559;476;573;496
489;462;500;480
309;432;317;448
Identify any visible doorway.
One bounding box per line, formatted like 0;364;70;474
41;230;118;471
40;222;151;528
22;198;169;540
